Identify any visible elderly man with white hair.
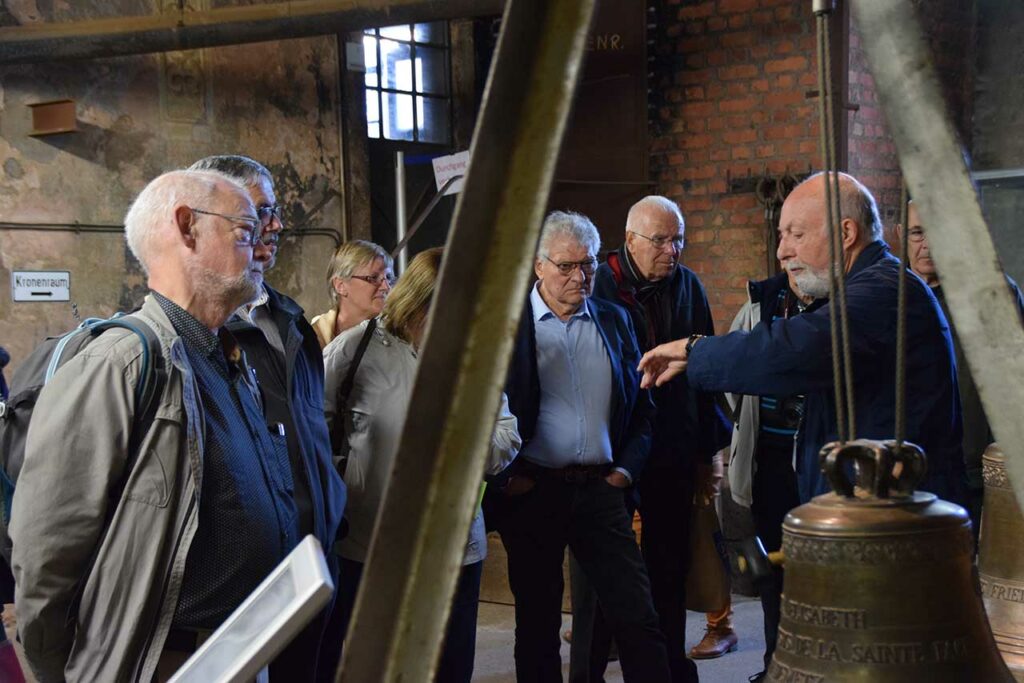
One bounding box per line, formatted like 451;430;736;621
567;196;726;683
638;172;967;514
496;211;671;683
11;169;301;682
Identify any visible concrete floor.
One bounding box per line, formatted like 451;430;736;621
473;593;767;682
6;595;768;682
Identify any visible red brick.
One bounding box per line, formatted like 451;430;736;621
684;85;705;100
677;1;715;19
756;143;776;157
765;56;808;73
726;82;750;96
718;0;760;14
751;78;770;92
707;16;728;31
679;133;713;149
732;146;753;160
719;63;758;80
723;128;758;144
728;14;751;29
764;90;805;106
719;96;759;113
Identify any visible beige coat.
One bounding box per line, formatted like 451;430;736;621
11;296;226;683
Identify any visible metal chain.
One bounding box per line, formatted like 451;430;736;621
895;184;910;445
815;8;850;442
822;15;857;439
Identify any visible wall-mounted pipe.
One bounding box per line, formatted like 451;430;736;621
0;0;504;64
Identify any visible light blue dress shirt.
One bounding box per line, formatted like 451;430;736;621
521;284;620;474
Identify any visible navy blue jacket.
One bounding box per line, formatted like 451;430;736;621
227;286;347;556
593;253;723;467
687;241;966;505
505;293;654;480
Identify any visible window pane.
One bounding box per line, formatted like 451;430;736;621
383;92;415;141
363;35;379;88
379;24;412;41
380;39;413;92
417;96;450;144
414;21;446;44
415;46;448;96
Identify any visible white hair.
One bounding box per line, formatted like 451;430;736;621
537;210;601;259
803;171;884;243
124;169;246;274
626;195;685;235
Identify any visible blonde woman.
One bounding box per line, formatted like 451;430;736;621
310;240;394;348
320;247;521;682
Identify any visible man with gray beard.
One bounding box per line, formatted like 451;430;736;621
11;170;300;682
637;172;966;510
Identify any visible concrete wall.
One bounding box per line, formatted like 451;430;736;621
0;2;345;372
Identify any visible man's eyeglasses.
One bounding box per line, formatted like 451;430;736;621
907;227;926;243
545;256;597;276
350;273;396;288
257;204;284;228
190;208;263;247
629;230;684;250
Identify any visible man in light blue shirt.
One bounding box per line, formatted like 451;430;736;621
499;211;670;683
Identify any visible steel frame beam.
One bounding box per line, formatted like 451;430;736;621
0;0;503;64
851;3;1024;508
336;0;596;680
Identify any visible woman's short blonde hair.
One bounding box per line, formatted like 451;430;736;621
382;247;444;343
326;240;393;305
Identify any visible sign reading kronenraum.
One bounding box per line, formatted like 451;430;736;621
432;150;469;196
12;271;70;302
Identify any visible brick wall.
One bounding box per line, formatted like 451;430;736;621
652;0;821;331
652;0;975;331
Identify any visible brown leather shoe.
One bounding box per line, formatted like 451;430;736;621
689;627;739;659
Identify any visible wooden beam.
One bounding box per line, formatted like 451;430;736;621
336;0;596;680
0;0;504;64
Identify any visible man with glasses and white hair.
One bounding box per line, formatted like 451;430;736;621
567;196;726;683
188;155;347;681
12;169;304;681
497;210;671;682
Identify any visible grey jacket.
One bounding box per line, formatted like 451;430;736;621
10;295;228;682
726;299;759;507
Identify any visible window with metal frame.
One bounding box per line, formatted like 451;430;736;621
363;22;452;144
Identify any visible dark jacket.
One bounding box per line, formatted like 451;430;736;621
226;286;346;555
0;346;9;401
932;277;1024;486
505;293;654;480
687;241;966;505
593;251;723;467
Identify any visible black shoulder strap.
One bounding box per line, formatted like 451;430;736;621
330;318;377;456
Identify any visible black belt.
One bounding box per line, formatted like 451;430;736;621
520;461;611;484
163;628;212;654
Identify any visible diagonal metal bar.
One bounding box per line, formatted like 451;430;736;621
337;0;596;680
851;3;1024;507
0;0;504;64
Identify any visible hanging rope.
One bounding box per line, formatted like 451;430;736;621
895;184;910;445
814;0;855;442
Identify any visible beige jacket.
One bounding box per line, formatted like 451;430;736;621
323;319;520;564
310;309;339;349
11;296;222;683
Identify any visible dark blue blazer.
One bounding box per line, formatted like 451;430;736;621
505;294;655;480
687;241;967;506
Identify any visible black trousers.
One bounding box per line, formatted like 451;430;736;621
568;464;699;683
749;442;801;672
501;474;671;683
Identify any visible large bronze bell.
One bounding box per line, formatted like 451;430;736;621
768;439;1012;682
980;443;1024;680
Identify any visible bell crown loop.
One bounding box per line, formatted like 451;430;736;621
820;438;928;499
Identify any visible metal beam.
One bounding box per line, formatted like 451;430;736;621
0;0;504;64
851;4;1024;507
336;0;596;680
